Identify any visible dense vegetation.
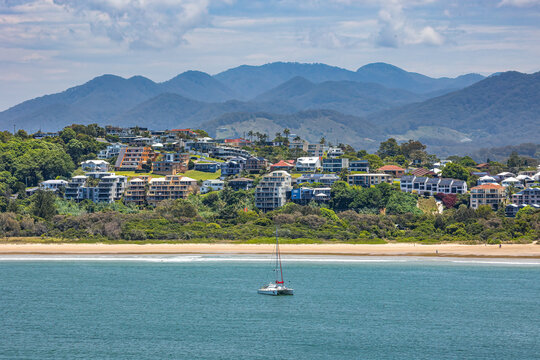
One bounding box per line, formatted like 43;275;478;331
1;186;538;244
0;125;539;244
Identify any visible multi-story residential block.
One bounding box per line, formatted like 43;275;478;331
289;140;308;152
377;165;406;178
201;179;225;193
98;143;127;159
227;177;255;191
348;173;392;187
95;175;127;203
64;174;126;203
326;147;344;158
470;184;505;210
221;157;246;177
147;176;198;206
295;157;321;172
245;157;268;173
64;176;88;201
349;160;369;173
39;179;68;192
400;176;467;195
296;173;340;186
255;171;292;211
322;158;349;173
115;147;153;171
194;162;220;173
505;203;540;217
291;187;331;205
123;177;149;206
307;143;324;157
512;188;540;205
152;153;189;175
81;159;110;173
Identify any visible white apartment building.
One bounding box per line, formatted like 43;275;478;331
255;171;292;211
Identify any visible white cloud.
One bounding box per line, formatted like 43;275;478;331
51;0;217;49
498;0;540;7
374;0;444;47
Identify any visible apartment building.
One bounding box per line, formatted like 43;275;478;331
123;177;150;206
221;157;246;177
146;175;198;206
347;173;392;187
322;158;349;173
349;160;369;173
289;140;308;152
152;153;189;175
512;188;540;206
64;174;127;203
39;179;68;192
115;147;153;171
307;143;324;157
255;171;292;211
470;184;505;210
400;176;468;196
326;147;344;158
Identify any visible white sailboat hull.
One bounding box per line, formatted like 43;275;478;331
257;285;294;296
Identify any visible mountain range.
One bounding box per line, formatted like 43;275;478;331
0;61;537;155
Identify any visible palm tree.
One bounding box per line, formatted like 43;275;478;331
247;130;254;142
320;137;326;145
293;135;301;141
283;128;290;139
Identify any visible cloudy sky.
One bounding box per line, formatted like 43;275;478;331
1;0;539;110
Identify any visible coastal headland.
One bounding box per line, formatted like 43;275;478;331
0;243;539;258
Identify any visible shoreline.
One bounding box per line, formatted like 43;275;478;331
0;243;539;258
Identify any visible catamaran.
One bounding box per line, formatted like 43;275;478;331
258;228;294;296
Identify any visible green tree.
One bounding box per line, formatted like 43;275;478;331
400;140;426;159
441;163;469;181
362;154;383;171
377;138;401;159
386;192;421;215
31;190;57;220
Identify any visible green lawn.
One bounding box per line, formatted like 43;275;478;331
114;171;164;179
184;170;222;180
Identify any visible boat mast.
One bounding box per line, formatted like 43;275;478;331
275;227;284;284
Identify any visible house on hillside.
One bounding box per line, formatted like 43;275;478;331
201;179;225;193
81;160;110;173
221;157;246;177
296;173;339;186
377;165;405;178
227;177;255;191
245;157;268;173
347;173;392;187
270;160;295;172
295;157;321;172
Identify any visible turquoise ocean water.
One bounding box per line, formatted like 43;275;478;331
1;255;539;359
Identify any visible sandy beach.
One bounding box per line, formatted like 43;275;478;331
0;242;539;258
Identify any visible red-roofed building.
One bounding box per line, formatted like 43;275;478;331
377;165;406;178
270;160;295;171
470;183;505;210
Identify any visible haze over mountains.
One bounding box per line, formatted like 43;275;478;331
0;61;537;155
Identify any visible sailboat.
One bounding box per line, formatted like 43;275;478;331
257;228;294;296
